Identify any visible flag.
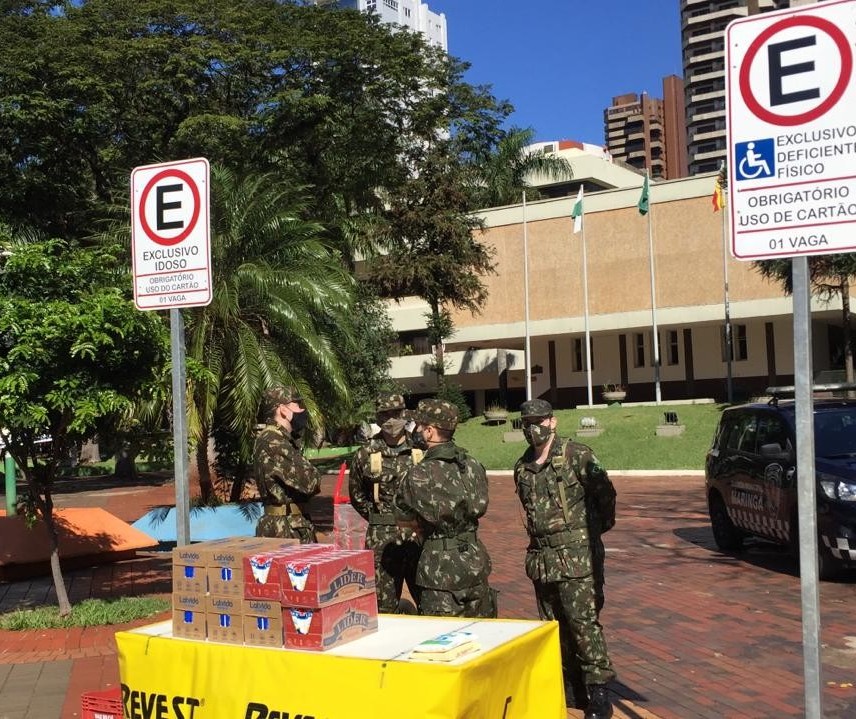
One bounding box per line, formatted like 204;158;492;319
712;162;727;212
637;174;649;216
571;186;584;234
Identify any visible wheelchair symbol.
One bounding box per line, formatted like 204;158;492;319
735;138;774;181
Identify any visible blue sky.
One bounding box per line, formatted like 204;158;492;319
444;1;683;146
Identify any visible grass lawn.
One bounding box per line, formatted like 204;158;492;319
0;597;170;630
455;402;726;471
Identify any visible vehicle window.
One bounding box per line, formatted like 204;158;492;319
757;414;790;452
814;408;856;457
724;413;757;453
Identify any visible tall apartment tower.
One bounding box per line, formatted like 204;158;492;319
315;0;447;51
604;75;687;179
681;0;789;175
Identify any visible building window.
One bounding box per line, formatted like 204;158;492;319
721;323;748;362
667;330;679;365
572;337;594;372
404;7;411;17
634;333;645;368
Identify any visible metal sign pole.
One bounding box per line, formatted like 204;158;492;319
792;256;823;719
170;308;191;547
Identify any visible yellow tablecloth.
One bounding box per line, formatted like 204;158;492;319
116;615;564;719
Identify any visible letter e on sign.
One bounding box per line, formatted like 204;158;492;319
131;158;212;310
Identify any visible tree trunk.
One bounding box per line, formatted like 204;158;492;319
32;484;72;615
842;279;855;395
113;445;138;481
195;434;214;503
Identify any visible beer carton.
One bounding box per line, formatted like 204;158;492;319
283;593;378;651
242;598;284;648
172;592;206;640
280;549;376;608
243;544;336;601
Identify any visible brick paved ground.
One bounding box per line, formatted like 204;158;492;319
1;472;854;718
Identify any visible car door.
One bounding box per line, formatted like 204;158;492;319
717;410;766;536
754;410;794;543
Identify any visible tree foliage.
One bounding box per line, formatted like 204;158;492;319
0;233;168;613
754;255;856;383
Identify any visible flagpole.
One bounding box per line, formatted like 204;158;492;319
581;192;593;407
523;191;532;402
721;168;734;404
645;171;662;404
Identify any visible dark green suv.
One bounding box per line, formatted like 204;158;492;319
705;393;856;579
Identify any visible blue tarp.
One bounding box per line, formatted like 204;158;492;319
132;502;263;542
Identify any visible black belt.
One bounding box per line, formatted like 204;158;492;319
532;528;587;548
425;531;477;550
369;512;397;526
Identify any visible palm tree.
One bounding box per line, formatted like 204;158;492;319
185;166;354;501
468;127;573;209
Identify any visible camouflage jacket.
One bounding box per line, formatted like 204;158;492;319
565;440;617;535
513;437;592;582
393;441;491;590
253;424;321;505
349;436;420;523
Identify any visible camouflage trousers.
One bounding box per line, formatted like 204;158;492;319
366;528;422;613
532;575;615;687
256;512;317;544
419;582;497;619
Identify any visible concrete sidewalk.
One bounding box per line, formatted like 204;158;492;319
2;473;855;718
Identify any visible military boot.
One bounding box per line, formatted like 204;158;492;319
584;684;613;719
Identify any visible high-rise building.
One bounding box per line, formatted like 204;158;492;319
315;0;447;51
681;0;789;175
603;75;687;180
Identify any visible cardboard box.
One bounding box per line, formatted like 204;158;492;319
172;592;206;640
205;538;299;596
243;544;336;601
172;545;209;594
205;594;243;644
242;598;284;648
283;592;378;651
280;549;376;608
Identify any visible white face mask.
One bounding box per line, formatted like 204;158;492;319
381;417;407;441
405;420;416;434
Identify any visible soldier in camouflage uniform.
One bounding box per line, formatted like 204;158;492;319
253;386;320;543
393;399;496;618
514;399;615;719
349;393;423;613
567;440;616;614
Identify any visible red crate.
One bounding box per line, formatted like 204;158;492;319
81;687;122;719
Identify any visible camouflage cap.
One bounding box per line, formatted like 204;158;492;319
376;393;406;413
261;385;302;417
520;398;553;419
415;398;459;431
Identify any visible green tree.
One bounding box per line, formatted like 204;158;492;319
0;234;168;614
367;142;496;391
467;127;573;209
754;255;856;384
185;166;354;502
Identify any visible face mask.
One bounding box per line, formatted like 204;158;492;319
523;422;552;447
289;410;309;438
381;418;407;442
405;420;416;434
411;428;429;450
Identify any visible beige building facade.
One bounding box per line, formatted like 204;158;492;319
388;172;846;410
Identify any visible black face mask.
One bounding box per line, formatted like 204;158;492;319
411;428;429;450
289;410;309;439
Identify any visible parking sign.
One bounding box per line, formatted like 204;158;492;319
131;158;212;310
726;0;856;260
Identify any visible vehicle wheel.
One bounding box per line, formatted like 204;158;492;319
709;493;744;551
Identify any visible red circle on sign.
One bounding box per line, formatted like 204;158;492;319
738;15;852;126
138;168;201;246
